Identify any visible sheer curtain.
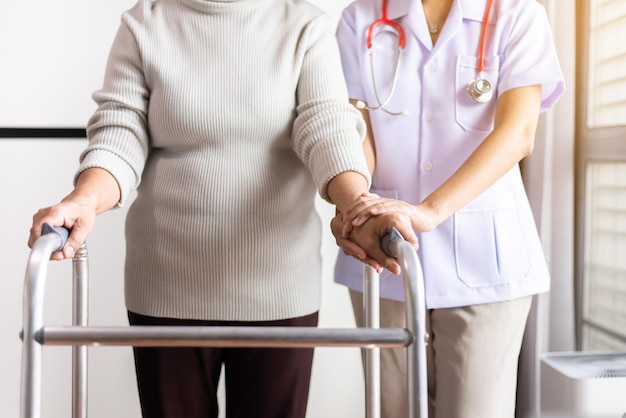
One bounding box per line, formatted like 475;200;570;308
515;1;576;417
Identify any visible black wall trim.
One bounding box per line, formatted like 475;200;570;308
0;128;86;138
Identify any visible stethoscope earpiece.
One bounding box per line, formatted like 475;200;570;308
358;0;408;116
355;99;409;115
467;77;493;103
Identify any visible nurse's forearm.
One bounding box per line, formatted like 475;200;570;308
421;85;541;225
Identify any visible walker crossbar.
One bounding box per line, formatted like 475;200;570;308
40;326;411;348
20;225;428;418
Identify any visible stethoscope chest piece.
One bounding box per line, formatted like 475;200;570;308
467;77;493;103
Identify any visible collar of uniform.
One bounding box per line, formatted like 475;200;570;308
385;0;410;20
385;0;494;24
460;0;496;23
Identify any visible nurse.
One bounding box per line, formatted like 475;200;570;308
332;0;565;417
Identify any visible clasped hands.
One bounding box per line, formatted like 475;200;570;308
332;192;420;275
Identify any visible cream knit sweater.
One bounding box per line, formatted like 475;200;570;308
79;0;369;321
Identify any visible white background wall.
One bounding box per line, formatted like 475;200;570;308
0;0;364;417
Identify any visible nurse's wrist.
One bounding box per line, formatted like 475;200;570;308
417;200;445;231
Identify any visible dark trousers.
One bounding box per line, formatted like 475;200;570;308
128;311;318;418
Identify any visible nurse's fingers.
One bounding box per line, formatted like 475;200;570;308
341;193;381;218
348;200;416;231
341;198;390;236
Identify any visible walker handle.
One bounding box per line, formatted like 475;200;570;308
41;223;69;252
381;227;404;257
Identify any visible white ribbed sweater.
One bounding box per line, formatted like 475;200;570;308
80;0;369;321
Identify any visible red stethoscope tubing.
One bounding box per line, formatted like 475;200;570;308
362;0;495;112
366;0;494;70
478;0;494;73
366;0;406;49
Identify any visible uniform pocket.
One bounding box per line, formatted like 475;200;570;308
455;54;500;133
453;190;530;288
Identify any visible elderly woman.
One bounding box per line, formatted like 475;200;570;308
27;0;415;417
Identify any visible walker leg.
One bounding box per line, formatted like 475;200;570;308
364;265;381;418
72;244;89;418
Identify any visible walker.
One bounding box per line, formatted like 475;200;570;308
20;225;428;418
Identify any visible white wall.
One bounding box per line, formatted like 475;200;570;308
0;0;364;417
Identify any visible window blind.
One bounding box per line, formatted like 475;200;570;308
587;0;626;128
583;162;626;350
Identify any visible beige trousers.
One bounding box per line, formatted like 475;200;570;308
350;289;532;418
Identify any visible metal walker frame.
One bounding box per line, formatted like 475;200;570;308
20;226;428;418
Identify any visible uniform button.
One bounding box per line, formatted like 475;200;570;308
424;161;433;171
428;62;438;71
425;112;433;122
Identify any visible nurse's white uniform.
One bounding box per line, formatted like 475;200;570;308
334;0;565;309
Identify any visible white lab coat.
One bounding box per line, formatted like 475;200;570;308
334;0;565;308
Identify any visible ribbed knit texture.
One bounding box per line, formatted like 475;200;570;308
80;0;369;321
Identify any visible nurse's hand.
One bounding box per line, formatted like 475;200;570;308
342;195;437;237
349;212;418;275
29;199;97;260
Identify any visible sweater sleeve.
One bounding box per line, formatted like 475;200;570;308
77;6;150;207
292;14;371;203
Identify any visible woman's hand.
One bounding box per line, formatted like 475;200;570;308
28;168;121;260
331;213;384;272
349;212;418;275
29;199;97;260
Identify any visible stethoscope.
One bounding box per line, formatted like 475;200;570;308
357;0;495;116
